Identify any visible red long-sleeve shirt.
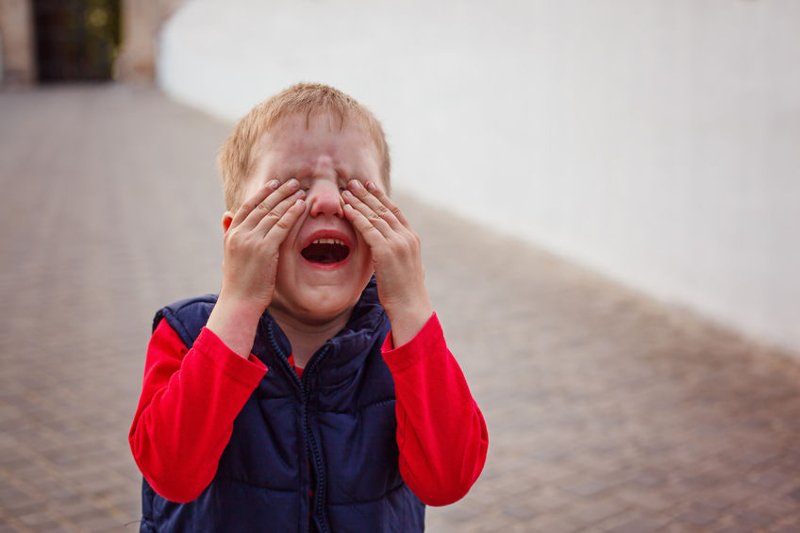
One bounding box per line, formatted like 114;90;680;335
129;313;488;506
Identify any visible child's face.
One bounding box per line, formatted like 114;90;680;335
242;112;385;325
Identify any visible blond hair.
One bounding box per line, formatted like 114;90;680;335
218;83;391;210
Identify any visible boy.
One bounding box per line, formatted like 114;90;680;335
129;83;488;532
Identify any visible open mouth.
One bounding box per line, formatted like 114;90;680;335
301;238;350;265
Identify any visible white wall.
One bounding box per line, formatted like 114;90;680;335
158;0;800;354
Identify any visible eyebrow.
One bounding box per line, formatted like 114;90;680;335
281;167;355;181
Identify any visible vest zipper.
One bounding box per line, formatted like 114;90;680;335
265;320;331;533
302;345;331;533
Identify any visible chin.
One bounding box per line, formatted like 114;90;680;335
271;237;375;325
271;284;362;326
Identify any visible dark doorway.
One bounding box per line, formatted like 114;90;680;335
33;0;121;82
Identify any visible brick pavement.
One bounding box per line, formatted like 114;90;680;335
1;85;799;532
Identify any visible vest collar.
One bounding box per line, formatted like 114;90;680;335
257;277;388;380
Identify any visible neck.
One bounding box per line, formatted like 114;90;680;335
268;307;352;368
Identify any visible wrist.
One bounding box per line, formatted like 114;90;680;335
385;300;434;348
382;284;432;321
216;289;268;320
206;294;265;358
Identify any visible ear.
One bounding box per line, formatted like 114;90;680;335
221;211;234;233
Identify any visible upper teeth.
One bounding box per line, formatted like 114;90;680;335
313;238;344;246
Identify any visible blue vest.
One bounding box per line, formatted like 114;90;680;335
139;280;425;532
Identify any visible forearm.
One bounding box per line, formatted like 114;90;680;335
129;320;266;502
383;314;489;506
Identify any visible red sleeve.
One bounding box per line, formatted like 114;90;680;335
382;313;489;506
128;318;266;503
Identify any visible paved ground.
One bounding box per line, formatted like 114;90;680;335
1;85;800;532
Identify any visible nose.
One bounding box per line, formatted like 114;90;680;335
307;180;344;218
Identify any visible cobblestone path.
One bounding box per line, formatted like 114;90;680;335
1;86;799;532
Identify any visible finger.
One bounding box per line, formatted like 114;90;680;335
364;180;410;228
342;189;394;238
253;190;306;237
236;178;300;228
230;179;280;228
241;178;300;229
261;198;306;248
346;180;402;230
343;203;387;248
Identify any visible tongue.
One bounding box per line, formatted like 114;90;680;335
301;242;349;264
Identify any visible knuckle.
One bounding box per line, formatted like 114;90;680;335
398;240;413;255
226;228;243;242
275;218;292;231
226;236;245;253
395;235;416;254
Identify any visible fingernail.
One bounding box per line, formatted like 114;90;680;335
349;180;362;191
342;190;353;199
267;179;279;189
295;190;305;198
366;181;377;192
288;178;299;188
